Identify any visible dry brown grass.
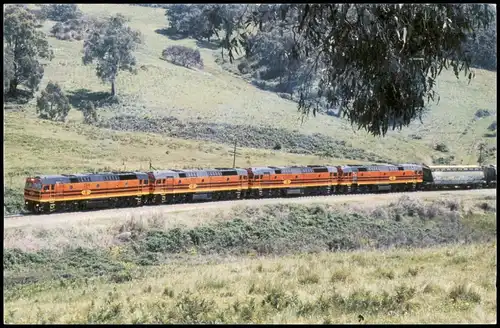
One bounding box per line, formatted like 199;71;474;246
4;243;496;324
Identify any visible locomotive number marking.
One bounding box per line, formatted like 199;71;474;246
389;176;396;181
81;190;92;196
188;184;197;190
283;179;291;185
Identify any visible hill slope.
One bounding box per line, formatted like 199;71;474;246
4;4;497;203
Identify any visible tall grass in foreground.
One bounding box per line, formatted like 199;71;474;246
4;243;496;324
3;195;496;323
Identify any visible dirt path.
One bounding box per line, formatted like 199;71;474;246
4;189;495;230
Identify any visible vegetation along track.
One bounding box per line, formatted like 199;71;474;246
5;189;495;229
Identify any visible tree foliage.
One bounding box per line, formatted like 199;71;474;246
82;14;142;96
3;45;15;94
162;46;204;69
463;18;496;71
81;100;98;124
238;26;314;97
204;4;495;136
36;82;71;122
165;4;213;40
41;4;82;22
164;4;246;43
3;5;53;96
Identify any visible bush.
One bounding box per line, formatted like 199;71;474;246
161;46;204;69
4;186;25;215
448;283;481;304
474;109;491;118
36;81;71;122
50;18;90;41
487;121;497;131
81;100;98;124
434;142;449;153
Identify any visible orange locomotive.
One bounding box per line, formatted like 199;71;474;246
24;172;150;213
23;164;424;214
148;168;248;204
247;165;339;198
338;164;423;193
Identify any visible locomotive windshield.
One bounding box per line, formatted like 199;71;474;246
25;179;42;190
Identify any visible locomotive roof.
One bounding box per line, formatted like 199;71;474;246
151;168;247;179
32;172;148;184
33;175;71;184
249;166;338;174
340;164;397;172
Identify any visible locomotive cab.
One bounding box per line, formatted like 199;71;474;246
24;177;43;212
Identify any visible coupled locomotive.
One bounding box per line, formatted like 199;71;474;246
24;163;496;214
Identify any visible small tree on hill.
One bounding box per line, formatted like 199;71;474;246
3;5;53;96
81;100;98;124
36;82;71;122
82;14;142;97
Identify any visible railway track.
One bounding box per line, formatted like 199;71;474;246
5;188;496;223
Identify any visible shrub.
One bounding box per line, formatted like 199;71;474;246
434;142;449;153
161;46;204;69
474;109;491;118
487;121;497;131
237;61;249;74
448;283;481;304
36;81;71;122
50;18;90;41
81;100;98;124
330;269;349;283
109;270;132;283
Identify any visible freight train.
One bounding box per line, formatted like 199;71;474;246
23;163;497;214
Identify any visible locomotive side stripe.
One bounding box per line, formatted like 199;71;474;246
25;191;151;203
152;186;247;194
249;182;335;189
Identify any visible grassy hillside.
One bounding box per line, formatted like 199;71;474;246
3;195;497;323
3;4;497;210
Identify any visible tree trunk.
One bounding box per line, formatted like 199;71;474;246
8;79;17;96
111;79;116;96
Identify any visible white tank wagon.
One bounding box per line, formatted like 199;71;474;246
422;165;488;189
